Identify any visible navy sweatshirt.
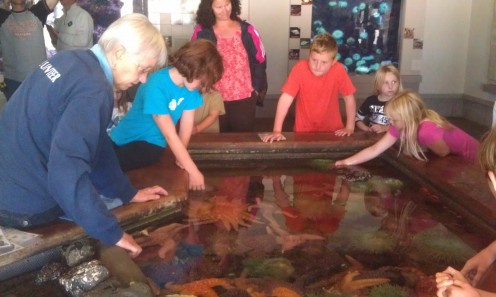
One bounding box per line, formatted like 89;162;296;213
0;49;137;245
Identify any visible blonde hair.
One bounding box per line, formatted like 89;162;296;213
98;13;167;68
373;64;403;95
479;127;496;173
310;33;338;58
385;91;451;161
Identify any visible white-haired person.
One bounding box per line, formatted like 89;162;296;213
0;14;167;257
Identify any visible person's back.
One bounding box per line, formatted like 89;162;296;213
0;50;117;226
53;0;94;51
0;0;57;100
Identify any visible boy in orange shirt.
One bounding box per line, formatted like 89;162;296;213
262;33;356;142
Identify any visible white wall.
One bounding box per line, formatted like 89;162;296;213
247;0;289;95
399;0;426;76
418;0;471;94
465;0;493;101
249;0;494;97
144;0;494;103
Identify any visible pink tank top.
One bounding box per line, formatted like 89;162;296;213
215;31;253;101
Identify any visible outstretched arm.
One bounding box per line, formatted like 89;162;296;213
154;113;204;190
335;132;397;166
335;94;356;136
262;93;294;143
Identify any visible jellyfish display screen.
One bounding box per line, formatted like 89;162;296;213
312;0;403;74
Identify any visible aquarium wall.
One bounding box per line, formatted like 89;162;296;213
312;0;402;74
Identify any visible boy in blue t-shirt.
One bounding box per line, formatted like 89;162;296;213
111;39;223;191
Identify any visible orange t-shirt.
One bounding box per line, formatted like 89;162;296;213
281;60;356;132
282;174;346;234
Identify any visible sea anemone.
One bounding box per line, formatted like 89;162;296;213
306;292;351;297
411;225;476;266
242;257;295;281
349;229;397;254
307;159;334;171
369;284;409;297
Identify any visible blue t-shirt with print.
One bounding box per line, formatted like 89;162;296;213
110;66;203;147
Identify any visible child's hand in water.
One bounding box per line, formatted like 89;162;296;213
188;170;205;191
335;160;349;166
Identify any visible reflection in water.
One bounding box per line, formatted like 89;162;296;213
130;160;480;296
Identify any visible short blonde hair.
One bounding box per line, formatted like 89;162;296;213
98;13;167;67
310;33;338;58
373;65;403;95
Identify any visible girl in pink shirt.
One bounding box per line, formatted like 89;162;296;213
336;91;479;166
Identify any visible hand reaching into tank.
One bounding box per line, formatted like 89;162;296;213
116;232;143;258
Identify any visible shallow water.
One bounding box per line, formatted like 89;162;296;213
1;158;491;296
135;158;489;296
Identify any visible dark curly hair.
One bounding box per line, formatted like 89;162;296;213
169;39;224;93
195;0;242;28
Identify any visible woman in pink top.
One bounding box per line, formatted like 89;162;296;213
192;0;267;132
336;91;479;166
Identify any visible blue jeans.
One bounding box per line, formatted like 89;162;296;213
0;207;63;228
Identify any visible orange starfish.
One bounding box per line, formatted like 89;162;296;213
271;287;301;297
332;270;390;293
166;278;234;297
187;195;255;231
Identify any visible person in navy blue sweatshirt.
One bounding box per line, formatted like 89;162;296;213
0;13;168;258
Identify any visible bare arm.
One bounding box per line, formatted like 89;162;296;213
178;110;195;147
355;120;370;132
193;109;220;134
335;94;357;136
335;132;397;166
262;93;294;142
153;113;204;190
427;139;450;157
460;240;496;286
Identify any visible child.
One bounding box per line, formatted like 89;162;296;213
355;64;402;133
192;90;225;134
436;127;496;297
262;33;356;143
335;91;479;166
110;39;223;190
106;90;132;135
